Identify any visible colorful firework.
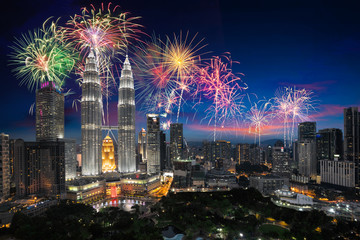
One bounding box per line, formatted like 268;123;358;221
161;119;172;131
133;35;177;114
9;19;78;91
274;87;316;147
134;32;205;120
64;2;142;58
162;32;205;122
198;55;247;141
246;99;273;145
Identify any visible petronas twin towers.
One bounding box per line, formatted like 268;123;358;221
81;49;136;176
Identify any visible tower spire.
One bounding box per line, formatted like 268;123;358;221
118;54;136;173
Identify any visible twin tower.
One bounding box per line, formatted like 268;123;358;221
81;49;136;176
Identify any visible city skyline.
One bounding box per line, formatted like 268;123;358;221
1;0;360;143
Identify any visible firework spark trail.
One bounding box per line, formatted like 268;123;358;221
274;87;316;147
132;35;178;114
198;55;247;141
246;99;273;146
160;32;205;122
9;18;78;91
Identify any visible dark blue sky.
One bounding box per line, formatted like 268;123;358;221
1;0;360;143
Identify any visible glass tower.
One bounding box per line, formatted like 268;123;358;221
36;81;64;141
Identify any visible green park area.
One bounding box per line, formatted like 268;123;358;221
1;188;359;239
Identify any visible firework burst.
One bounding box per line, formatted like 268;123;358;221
9;19;78;91
246;99;273;145
198;55;247;141
274;86;316;147
64;2;142;58
133;35;177;114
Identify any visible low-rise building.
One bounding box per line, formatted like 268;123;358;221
66;178;106;203
249;175;289;196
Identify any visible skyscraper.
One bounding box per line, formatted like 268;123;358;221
36;81;64;141
316;128;343;161
298;122;316;142
298;140;317;179
14;139;66;197
170;123;183;162
272;143;290;176
146;114;160;174
118;55;136;173
160;131;167;171
0;133;10;201
81;49;102;176
235;144;250;164
64;139;76;180
138;128;147;162
344;107;360;185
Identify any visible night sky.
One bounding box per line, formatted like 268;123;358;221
1;0;360;144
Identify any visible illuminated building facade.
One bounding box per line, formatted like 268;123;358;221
102;136;116;172
64;139;76;180
320;160;355;187
298;140;317;179
81;49;102;176
146;114;161;174
118;55;136;173
14;139;66;197
138;128;147;162
0;133;10;201
235;143;250;164
344;107;360;185
170;123;183;162
36;81;64;141
66;178;106;203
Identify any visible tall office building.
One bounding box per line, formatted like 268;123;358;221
81;49;103;176
14;139;66;197
298;140;317;179
160;131;167;171
249;144;265;165
146;114;160;174
118;55;136;173
36;81;64;141
316;128;343;161
64;139;77;180
298;122;316;141
0;133;10;201
138;128;147;162
235;144;250;164
170;123;183;162
344;107;360;185
272;144;290;176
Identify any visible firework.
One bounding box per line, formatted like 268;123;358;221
198;55;247;141
274;87;316;147
161;119;172;131
64;2;142;58
133;35;177;114
9;19;77;91
246;99;273;145
162;32;205;122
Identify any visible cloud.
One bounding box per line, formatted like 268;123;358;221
279;80;336;91
309;104;357;120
